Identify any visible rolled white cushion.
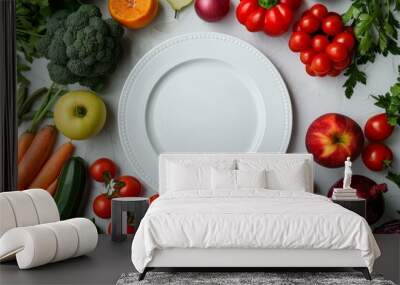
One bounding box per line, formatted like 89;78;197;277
42;221;79;262
24;189;60;224
65;218;98;257
0;226;57;269
0;218;98;269
0;191;39;227
0;196;17;237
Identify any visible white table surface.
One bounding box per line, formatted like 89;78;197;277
23;0;400;232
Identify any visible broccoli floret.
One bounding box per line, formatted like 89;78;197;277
36;4;124;91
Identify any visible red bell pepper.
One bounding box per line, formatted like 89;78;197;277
236;0;302;36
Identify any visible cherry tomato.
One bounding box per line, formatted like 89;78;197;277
300;49;316;65
322;15;344;36
90;158;117;182
116;176;142;197
93;194;111;219
309;4;328;21
311;35;329;52
289;31;311;52
364;113;395;142
333;56;351;71
107;222;135;235
328;68;342;77
334;32;356;52
311;53;332;76
305;65;316;76
149;194;160;205
326;42;348;62
299;14;320;34
280;0;302;10
362;143;393;171
292;20;302;32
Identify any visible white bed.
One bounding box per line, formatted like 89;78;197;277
131;153;380;280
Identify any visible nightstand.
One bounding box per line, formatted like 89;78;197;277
332;198;366;219
111;197;148;242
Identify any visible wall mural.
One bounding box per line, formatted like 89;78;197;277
15;0;399;233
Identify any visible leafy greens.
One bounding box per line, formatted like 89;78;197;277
342;0;400;98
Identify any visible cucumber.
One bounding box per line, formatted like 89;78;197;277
55;156;88;220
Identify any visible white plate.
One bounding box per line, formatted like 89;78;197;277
119;32;292;190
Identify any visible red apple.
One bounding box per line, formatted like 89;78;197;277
305;113;364;168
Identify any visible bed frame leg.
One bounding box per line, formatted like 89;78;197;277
138;268;148;281
354;267;371;280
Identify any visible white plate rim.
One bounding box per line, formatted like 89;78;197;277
118;32;292;189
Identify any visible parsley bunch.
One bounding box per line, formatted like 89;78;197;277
372;66;400;126
342;0;400;98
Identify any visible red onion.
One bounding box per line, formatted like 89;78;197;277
195;0;230;22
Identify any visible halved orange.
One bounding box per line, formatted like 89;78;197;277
108;0;158;29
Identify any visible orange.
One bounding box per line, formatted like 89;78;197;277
108;0;158;29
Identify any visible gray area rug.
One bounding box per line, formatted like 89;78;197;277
116;272;395;285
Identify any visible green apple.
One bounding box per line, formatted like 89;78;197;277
54;90;106;140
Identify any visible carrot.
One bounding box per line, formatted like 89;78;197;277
18;125;57;190
17;132;35;163
29;142;75;189
46;178;59;196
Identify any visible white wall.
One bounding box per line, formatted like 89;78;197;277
25;0;399;231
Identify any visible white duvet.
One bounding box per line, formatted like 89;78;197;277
131;189;380;272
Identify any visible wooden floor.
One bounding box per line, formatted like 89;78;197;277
1;234;398;285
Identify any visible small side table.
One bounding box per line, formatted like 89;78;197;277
332;198;366;219
111;197;148;242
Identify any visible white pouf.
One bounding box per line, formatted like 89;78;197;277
0;219;98;269
0;190;98;269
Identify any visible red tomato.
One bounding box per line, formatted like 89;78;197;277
309;4;328;21
93;194;111;219
364;113;395;142
264;3;294;36
300;49;316;65
107;222;135;235
333;56;351;70
149;194;160;205
311;53;332;75
362;143;393;171
280;0;302;10
333;32;356;51
236;2;265;32
311;35;329;52
328;68;341;77
292;20;302;32
289;31;311;52
305;65;316;76
322;15;344;36
116;176;142;197
325;42;348;62
299;14;320;34
90;158;117;182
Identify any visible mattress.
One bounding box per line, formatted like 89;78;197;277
131;189;380;272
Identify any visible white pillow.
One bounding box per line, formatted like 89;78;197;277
211;169;236;189
211;169;267;190
167;160;235;191
237;159;309;191
237;169;267;188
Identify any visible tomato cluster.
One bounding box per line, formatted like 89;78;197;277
90;158;142;219
288;4;356;77
362;114;395;171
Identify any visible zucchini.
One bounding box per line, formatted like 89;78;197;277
55;156;88;220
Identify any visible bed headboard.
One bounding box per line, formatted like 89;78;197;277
159;153;314;195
